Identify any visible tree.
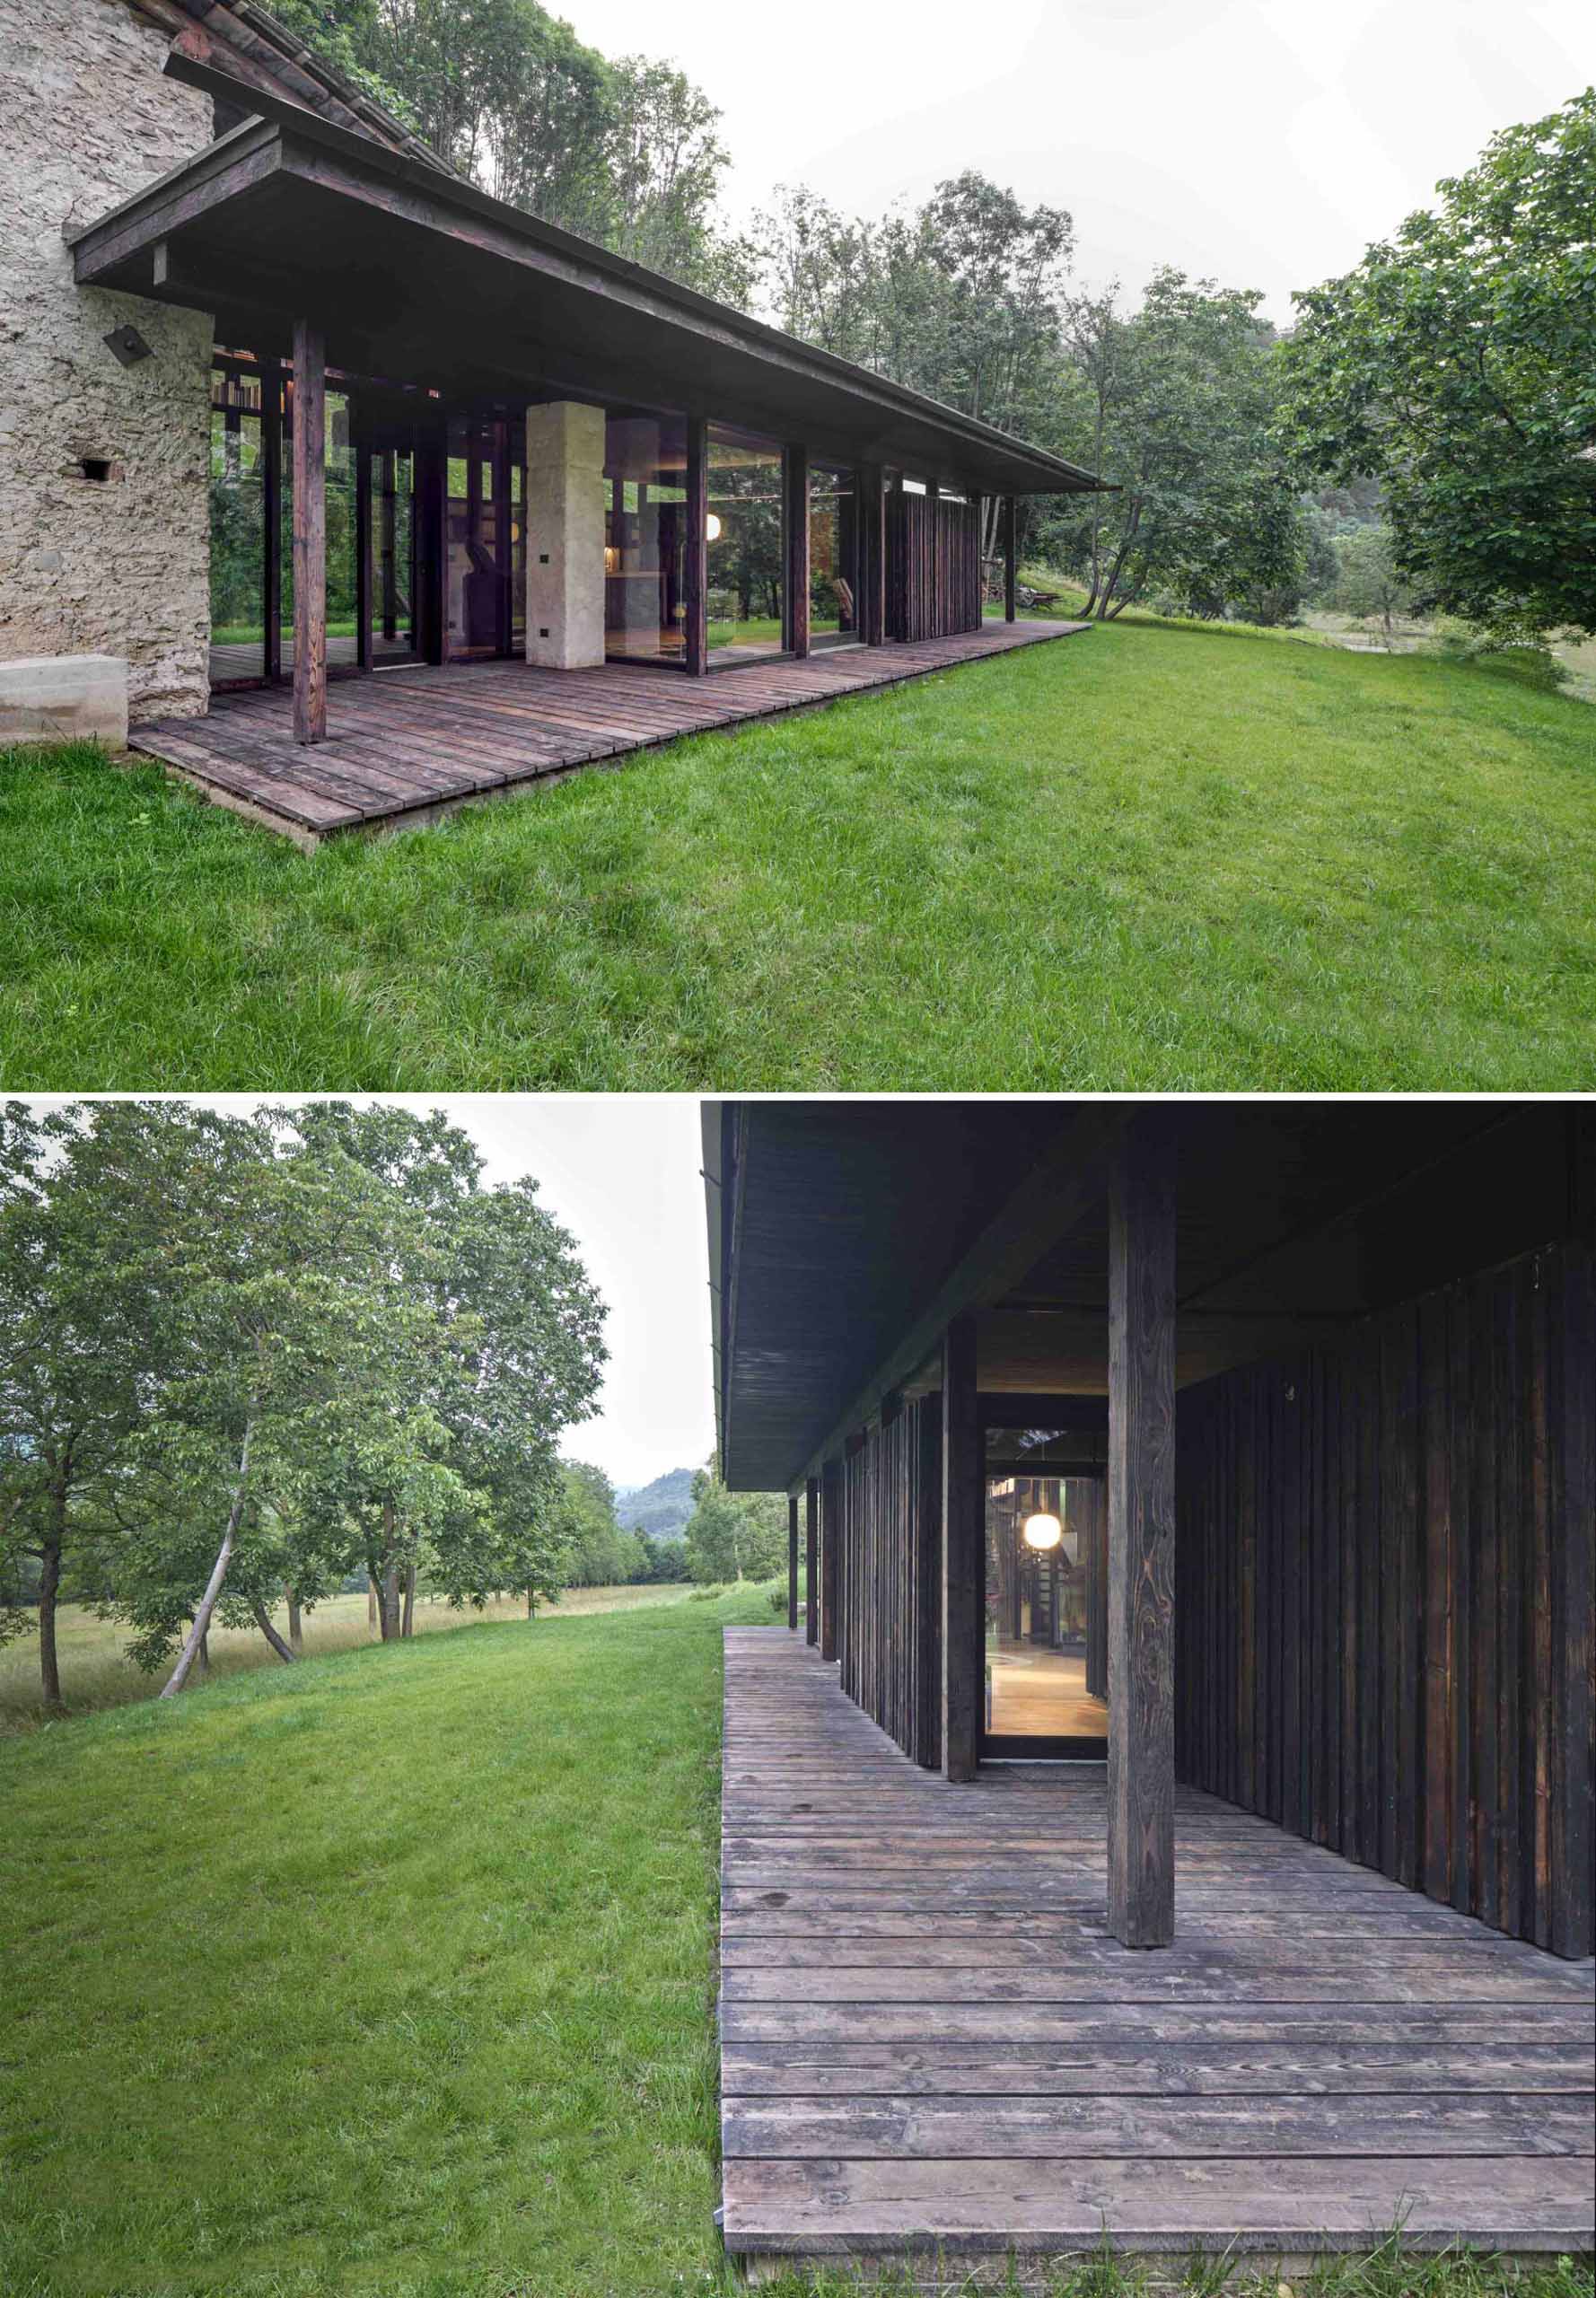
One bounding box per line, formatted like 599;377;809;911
1049;269;1299;620
555;1461;644;1587
1330;524;1413;646
683;1467;786;1584
1276;91;1596;640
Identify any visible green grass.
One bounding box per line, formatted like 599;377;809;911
3;618;1594;1087
0;1584;771;2298
2;1598;1588;2298
0;1586;696;1736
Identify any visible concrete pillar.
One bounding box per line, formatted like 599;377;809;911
524;402;606;671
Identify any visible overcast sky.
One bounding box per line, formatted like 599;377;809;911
577;0;1589;322
29;1096;715;1494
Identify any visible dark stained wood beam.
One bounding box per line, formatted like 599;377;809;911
804;1477;819;1647
858;463;886;647
794;1111;1121;1489
820;1460;841;1662
941;1313;981;1783
355;420;373;672
291;316;327;744
684;417;708;676
1003;496;1018;623
1107;1115;1178;1947
787;1494;800;1632
260;355;282;681
785;445;810;658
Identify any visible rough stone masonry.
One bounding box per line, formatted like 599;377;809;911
0;0;215;724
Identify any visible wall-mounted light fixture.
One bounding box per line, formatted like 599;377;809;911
103;324;152;368
706;512;723;542
1022;1511;1063;1552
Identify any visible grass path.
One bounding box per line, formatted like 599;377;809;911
0;1585;696;1736
3;619;1592;1089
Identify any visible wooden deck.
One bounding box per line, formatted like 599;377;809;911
719;1629;1595;2277
132;618;1086;845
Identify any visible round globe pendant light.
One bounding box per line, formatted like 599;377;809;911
1022;1510;1063;1551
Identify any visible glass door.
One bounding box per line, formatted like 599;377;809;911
982;1417;1109;1758
366;433;419;668
444;415;522;662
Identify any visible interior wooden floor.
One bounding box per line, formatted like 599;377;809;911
720;1629;1595;2276
133;618;1086;845
988;1641;1106;1738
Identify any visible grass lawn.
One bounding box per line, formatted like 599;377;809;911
2;617;1594;1088
0;1585;696;1736
3;1592;1590;2298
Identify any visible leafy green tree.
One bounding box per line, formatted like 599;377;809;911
683;1467;786;1584
1276;91;1596;639
555;1461;645;1587
1330;524;1414;646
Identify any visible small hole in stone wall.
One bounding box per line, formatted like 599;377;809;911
81;458;112;483
539;627;549;638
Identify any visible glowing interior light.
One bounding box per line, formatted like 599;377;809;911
1022;1511;1063;1551
706;512;723;541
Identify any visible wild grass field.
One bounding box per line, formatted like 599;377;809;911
4;615;1593;1091
0;1583;695;1735
3;1591;1589;2298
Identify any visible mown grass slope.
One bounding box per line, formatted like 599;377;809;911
3;619;1592;1090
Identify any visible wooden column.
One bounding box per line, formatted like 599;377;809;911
820;1459;840;1662
416;422;447;667
381;450;398;642
787;1494;800;1632
941;1311;981;1783
1003;495;1018;622
684;416;708;675
804;1477;819;1646
857;462;886;646
784;443;810;657
260;356;282;682
355;422;373;671
1107;1117;1178;1947
290;317;327;743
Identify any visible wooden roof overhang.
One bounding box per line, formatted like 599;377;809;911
69;101;1108;499
706;1100;1589;1492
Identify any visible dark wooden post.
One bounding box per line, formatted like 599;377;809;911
784;444;810;657
381;450;398;643
786;1494;800;1631
416;420;447;667
820;1459;840;1662
1108;1115;1178;1947
857;462;886;647
1003;495;1018;623
684;416;708;675
291;317;327;743
260;355;282;682
804;1477;819;1646
941;1312;981;1783
355;421;373;672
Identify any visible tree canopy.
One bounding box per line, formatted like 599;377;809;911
1276;90;1596;639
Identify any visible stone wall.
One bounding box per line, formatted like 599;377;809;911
0;0;215;724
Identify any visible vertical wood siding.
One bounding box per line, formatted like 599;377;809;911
834;1396;943;1768
886;491;982;643
1175;1241;1595;1958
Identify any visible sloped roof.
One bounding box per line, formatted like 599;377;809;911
125;0;452;175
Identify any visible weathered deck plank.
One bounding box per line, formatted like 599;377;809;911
718;1628;1595;2267
131;618;1087;842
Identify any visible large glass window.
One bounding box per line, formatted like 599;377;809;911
706;424;785;662
604;415;689;664
984;1425;1108;1749
208;364;267;685
809;461;858;648
445;414;521;662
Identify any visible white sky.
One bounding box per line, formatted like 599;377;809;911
576;0;1590;321
22;1096;716;1492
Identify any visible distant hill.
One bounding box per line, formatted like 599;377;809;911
616;1466;696;1541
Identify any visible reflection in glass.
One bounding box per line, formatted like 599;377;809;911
810;460;858;647
368;443;418;666
208;364;266;684
985;1439;1108;1742
707;425;785;660
604;415;689;663
445;414;518;661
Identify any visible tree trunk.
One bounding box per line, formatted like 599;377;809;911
197;1629;210;1675
401;1561;416;1638
252;1598;298;1663
37;1535;63;1713
379;1501;399;1641
160;1422;254;1698
286;1586;303;1650
526;1588;535;1618
367;1574;378;1630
